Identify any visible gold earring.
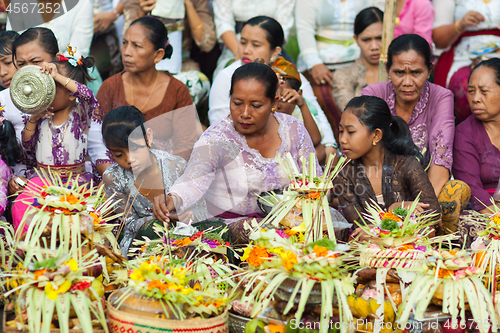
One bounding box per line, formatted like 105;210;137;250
271;108;275;113
147;141;151;148
372;141;376;146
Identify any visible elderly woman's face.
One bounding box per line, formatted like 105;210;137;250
239;25;281;64
121;24;159;73
230;78;277;135
468;66;500;122
15;40;53;68
388;50;430;105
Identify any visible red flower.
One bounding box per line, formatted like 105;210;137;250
380;230;391;235
70;281;90;291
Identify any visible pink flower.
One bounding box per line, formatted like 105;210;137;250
276;230;290;239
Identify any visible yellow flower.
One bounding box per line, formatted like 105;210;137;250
291;222;306;233
492;214;500;225
180;287;194;295
268;247;285;256
64;258;78;271
281;251;297;271
45;280;72;300
241;247;252;261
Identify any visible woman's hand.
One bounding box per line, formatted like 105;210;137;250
349;227;373;242
8;176;28;195
94;12;115;33
457;11;485;31
310;63;333;88
280;88;305;108
388;201;430;216
152;193;176;223
139;0;156;14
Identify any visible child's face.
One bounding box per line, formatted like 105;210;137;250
109;131;154;175
338;109;376;160
276;81;296;115
0;52;16;88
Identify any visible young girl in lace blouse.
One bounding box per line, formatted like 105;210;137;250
12;55;102;231
334;95;441;240
102;106;207;255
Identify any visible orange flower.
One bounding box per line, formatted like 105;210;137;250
381;212;402;222
34;269;46;280
435;268;455;278
281;251;297;271
284;229;298;237
60;194;79;204
246;246;269;267
398;244;415;251
313;245;328;257
449;250;457;255
148;279;168;293
307;192;321;199
173;238;192;247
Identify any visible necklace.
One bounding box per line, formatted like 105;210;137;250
137;185;154;197
47;117;69;147
130;71;160;111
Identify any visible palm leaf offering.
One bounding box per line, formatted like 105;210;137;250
263;152;349;243
1;247;108;332
398;247;497;333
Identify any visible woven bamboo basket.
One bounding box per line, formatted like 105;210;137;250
107;290;229;333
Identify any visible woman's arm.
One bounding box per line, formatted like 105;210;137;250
333;166;365;224
186;0;217;52
295;0;322;71
213;0;239;59
406;157;442;222
428;165;449;197
432;0;485;49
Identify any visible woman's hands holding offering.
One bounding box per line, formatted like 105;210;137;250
349;227;373;242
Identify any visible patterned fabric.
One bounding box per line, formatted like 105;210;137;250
173;70;211;106
168;112;321;225
103;149;208;256
21;82;102;180
0;158;10;216
332;59;368;111
448;65;473;124
334;149;442;229
362;81;455;172
438;179;471;234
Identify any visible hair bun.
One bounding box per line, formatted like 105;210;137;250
79;55;95;69
163;43;173;59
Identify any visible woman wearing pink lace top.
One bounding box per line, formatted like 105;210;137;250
362;34;469;234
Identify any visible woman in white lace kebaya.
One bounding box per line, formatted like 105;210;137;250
152;63;320;240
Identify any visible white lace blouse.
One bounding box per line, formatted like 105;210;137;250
168;112;322;224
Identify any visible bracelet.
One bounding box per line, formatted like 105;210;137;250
454;20;463;34
112;8;120;20
193;22;203;31
28;119;37;124
24;126;35;132
64;77;71;87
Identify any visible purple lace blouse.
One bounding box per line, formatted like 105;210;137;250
362;81;455;171
453;115;500;211
168;112;321;224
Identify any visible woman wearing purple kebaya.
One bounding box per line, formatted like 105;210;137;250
453;58;500;214
362;34;469;234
